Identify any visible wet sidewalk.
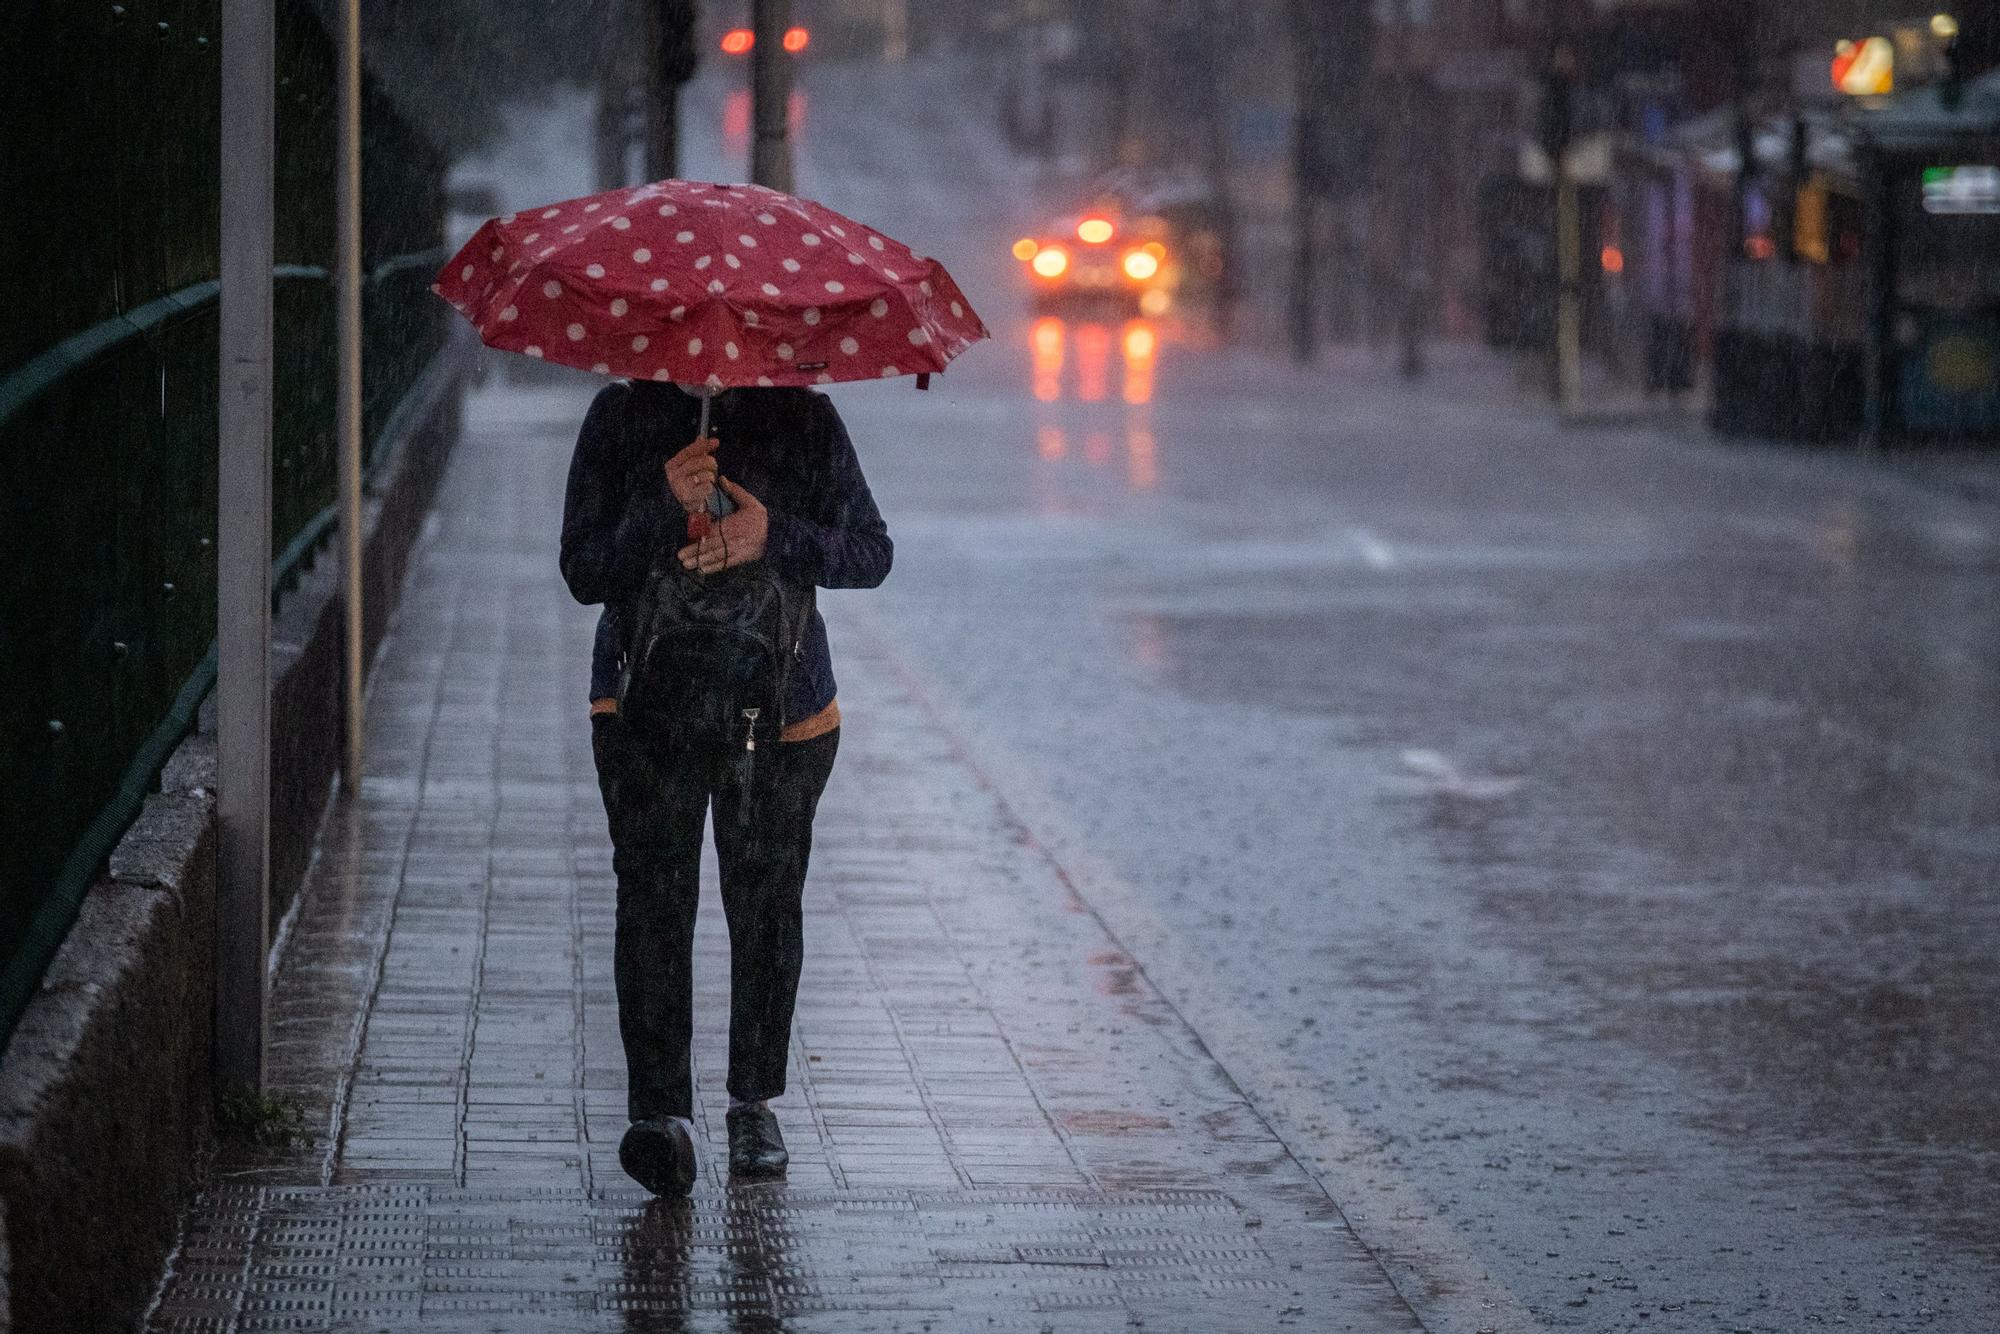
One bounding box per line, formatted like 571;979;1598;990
145;384;1423;1333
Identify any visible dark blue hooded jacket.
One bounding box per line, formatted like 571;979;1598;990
559;380;891;723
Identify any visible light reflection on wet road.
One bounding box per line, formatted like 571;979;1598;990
1027;315;1163;491
686;60;2000;1332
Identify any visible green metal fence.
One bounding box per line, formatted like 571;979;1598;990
0;1;449;1047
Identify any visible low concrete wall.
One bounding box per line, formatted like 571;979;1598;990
0;747;218;1334
0;348;465;1334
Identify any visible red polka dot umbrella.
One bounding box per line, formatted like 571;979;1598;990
431;179;987;390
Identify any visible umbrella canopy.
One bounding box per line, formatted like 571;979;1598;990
432;179;987;389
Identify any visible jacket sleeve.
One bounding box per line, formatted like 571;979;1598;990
560;382;670;606
762;394;893;590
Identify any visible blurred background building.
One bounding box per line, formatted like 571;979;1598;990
495;0;2000;448
994;0;2000;443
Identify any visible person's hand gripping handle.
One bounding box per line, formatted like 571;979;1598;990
664;435;720;518
678;480;766;575
665;435;723;548
662;436;767;573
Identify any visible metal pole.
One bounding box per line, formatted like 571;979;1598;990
646;0;698;182
596;56;633;189
1287;0;1320;364
1202;0;1239;341
1555;157;1582;413
751;0;794;190
1546;10;1580;414
1860;144;1892;448
1289;170;1318;362
217;0;274;1094
881;0;910;61
1395;0;1426;380
336;0;364;786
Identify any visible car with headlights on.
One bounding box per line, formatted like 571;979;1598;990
1013;212;1176;315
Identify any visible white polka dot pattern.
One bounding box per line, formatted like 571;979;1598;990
430;177;988;387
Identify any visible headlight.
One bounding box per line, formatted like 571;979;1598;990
1077;217;1115;244
1122;249;1160;281
1032;247;1070;279
1013;237;1040;261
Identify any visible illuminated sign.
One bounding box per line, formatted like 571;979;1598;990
1922;165;2000;214
1832;35;1894;94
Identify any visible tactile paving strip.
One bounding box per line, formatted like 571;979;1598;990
149;1184;1297;1332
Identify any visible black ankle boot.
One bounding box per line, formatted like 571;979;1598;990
726;1103;788;1178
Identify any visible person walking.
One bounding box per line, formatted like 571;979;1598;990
560;377;891;1196
438;175;979;1193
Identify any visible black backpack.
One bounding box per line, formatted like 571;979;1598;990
613;392;816;780
618;556;815;749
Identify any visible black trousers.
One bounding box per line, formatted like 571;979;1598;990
592;713;839;1122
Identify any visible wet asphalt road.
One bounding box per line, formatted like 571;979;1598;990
492;60;2000;1331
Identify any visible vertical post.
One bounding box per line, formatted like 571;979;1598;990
596;57;634;189
1201;0;1239;340
1782;115;1808;265
1544;16;1580;413
1289;160;1319;362
1016;0;1058;162
881;0;910;62
1555;155;1582;413
646;1;700;182
1395;0;1426;379
336;0;364;786
1288;0;1322;364
1103;1;1131;172
1861;145;1893;448
644;13;675;181
217;0;274;1094
751;0;794;190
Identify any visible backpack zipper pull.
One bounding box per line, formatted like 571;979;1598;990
742;707;760;752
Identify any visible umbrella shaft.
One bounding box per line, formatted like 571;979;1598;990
695;392;731;518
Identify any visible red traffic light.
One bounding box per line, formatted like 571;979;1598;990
720;26;807;55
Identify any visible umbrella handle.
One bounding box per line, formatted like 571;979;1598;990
696;390;727;518
689;389;732;526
